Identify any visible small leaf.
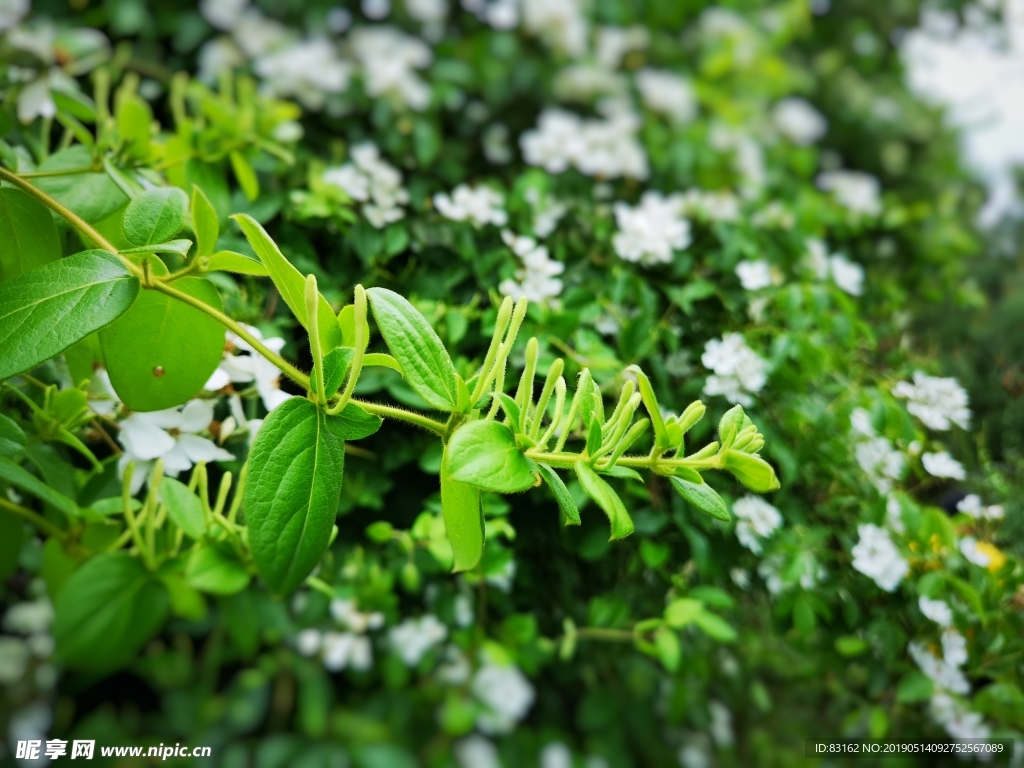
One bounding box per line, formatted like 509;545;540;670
159;573;207;620
160;477;205;539
0;459;78;518
834;635;869;657
574;460;634;540
654;627;682;672
245;398;347;594
0;188;62;281
664;598;703;628
230;150;260;201
440;455;483;573
536;463;580;525
0;250;139;380
122;188;188;247
896;671;933;703
722;450;780;492
692;610;737;642
232;214;342;353
332;402;383;441
52;552;169;672
494;392;521;426
120;239;193;257
602;465;643;482
186;544;250;595
192;185;220;257
718;404;747;445
446;420;536;493
366;287;460;410
0;414;26;456
316;347;354;398
362;353;403;376
669;477;730;522
206;250;268;276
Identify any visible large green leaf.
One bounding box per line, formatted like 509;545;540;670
52;552;169;672
100;277;225;411
121;188;188;246
669;476;730;522
245;398;347;594
366;287;459;411
0;188;62;280
446;420;536;493
34;146;128;224
536;463;581;525
440;454;484;573
574;460;634;540
231;214;342;353
0;250;139;380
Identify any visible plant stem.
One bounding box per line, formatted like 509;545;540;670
306;576;335;598
524;448;723;473
0;497;68;540
575;627;635;642
351;400;447;436
18;166;99;178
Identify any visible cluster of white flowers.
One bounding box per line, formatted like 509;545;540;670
595;25;649;69
849;408;906;494
701;333;767;406
959;536;997;569
433;184;508;227
635;69;697;124
817;170;883;216
520;105;649;180
734;259;776;291
471;655;536;734
295;598;384;673
919;596;953;626
553;64;626;102
498;231;564;303
930;692;991;741
611;192;691;266
732;496;782;555
771;97;827;145
851;523;909;592
454;735;500;768
922;451;966;479
0;593;55;689
909;630;970;694
349;26;432;110
323;143;409;228
804;239;865;296
708;124;766;196
955;494;1004;521
521;0;588;58
893;371;971;431
253;38;351;110
751;201;795;229
205;324;293;413
389;614;447;666
679;189;741;222
524;188;567;238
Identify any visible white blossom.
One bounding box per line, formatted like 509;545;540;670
851;524;909;592
3;600;53;635
540;742;573;768
498;231;564;303
701;333;767;406
521;0;587;57
389;615;447;666
732;496;782;554
751;201;795;229
959;536;991;568
520;106;649;180
405;0;448;26
612;192;691;266
254;39;351;110
230;9;291;58
455;736;502;768
200;0;249;31
197;38;244;83
817;170;883;216
804;238;831;280
772;97;827;145
855;437;905;494
730;568;751;590
434;184;508;227
636;69;697;124
942;628;969;667
709;701;734;747
828;255;865;296
0;0;29;32
909;641;970;695
893;372;971;431
295;628;322;657
930;693;991;741
595;25;649;70
524;188;567;238
919;596;953;627
472;659;535;734
956;494;1003;521
679;189;741;222
323;143;409;228
350;26;432;110
329;598;384;634
321;631;373;672
922;451;966;479
886;495;906;534
554;64;627;102
735;259;774;291
205;324;294;413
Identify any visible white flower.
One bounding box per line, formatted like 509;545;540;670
636;69;697;124
708;124;765;195
922;451;966;479
772;97;827;145
751;201;795;229
919;596;953;627
434;184;508;227
757;554;785;595
406;0;448;25
295;628;322;657
388;615;447;666
851;524;909;592
735;260;774;291
828;255;865;296
730;568;751;590
321;631;373;672
930;692;991;740
350;26;432;111
701;333;767;406
959;537;990;568
0;0;29;32
231;9;291;58
521;0;587;57
455;736;501;768
893;372;971;431
486;557;517;592
200;0;249;31
329;598;384;634
817;170;883;216
323;143;409;228
850;407;875;437
554;64;627;102
197;38;244;83
732;496;782;555
595;25;649;70
436;644;471;685
472;659;535;734
679;189;741;222
520;106;649;180
254;39;351;110
453;593;474;628
205;324;294;413
956;494;1003;521
909;642;970;694
854;437;905;494
709;701;734;748
3;600;53;635
540;742;573;768
118;400;234;493
941;629;969;667
886;495;906;534
612;192;691;266
498;231;564;303
678;743;711;768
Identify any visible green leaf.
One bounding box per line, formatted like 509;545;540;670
52;552;169;672
332;402;384;441
100;277;225;411
669;476;730;522
536;463;580;525
654;626;682;672
793;596;816;636
206;250;268;276
230;150;260;201
0;413;26;456
0;459;79;518
834;635;869;657
664;598;703;628
692;610;738;642
718;404;747;446
602;464;643;482
0;249;139;380
440;455;484;573
0;188;62;280
494;392;521;426
191;185;220;257
34;146;128;223
159;573;207;620
365;287;460;411
232;214;342;353
722;450;780;492
446;420;536;493
244;398;347;594
122;188;188;246
363;353;403;376
160;477;205;539
316;347;354;398
186;544;250;595
120;239;193;257
574;460;634;540
896;671;934;703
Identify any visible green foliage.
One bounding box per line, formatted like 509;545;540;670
0;188;62;280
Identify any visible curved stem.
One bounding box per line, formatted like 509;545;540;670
351;400;446;436
0;497;68;541
18;166;99;178
524;448;724;473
